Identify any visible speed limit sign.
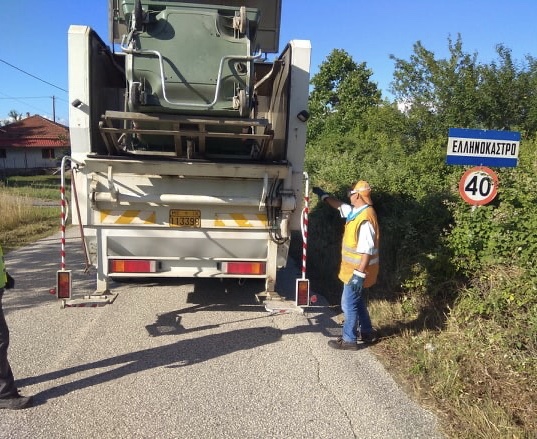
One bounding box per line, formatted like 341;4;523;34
459;166;499;205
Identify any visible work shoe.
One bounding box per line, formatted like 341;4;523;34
360;331;378;345
0;394;33;410
328;337;358;351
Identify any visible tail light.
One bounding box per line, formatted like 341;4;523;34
109;260;158;273
221;262;266;275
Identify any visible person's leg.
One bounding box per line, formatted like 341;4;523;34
0;289;17;398
357;295;372;334
357;292;377;343
341;282;361;343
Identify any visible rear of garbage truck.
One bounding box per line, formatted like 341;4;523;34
66;0;311;296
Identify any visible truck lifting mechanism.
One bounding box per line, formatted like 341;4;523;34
59;0;311;305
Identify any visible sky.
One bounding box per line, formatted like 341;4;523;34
1;0;536;126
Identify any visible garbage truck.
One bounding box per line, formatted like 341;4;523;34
64;0;311;299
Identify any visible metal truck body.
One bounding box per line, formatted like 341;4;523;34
67;0;311;296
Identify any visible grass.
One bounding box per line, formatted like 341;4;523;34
0;175;67;251
364;275;537;439
1;174;66;200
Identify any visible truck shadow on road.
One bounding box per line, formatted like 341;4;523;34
19;326;282;405
18;315;339;407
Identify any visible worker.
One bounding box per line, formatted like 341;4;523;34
313;181;380;350
0;244;33;409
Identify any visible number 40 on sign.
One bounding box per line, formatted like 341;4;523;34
459;166;499;206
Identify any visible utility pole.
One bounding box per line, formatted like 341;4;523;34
52;95;56;122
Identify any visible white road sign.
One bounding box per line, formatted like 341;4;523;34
447;128;520;167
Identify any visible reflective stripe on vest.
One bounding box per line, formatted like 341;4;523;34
338;206;380;288
341;252;379;266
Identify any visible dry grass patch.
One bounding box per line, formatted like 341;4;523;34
368;274;537;438
0;193;60;251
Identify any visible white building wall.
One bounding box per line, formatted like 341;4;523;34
1;148;59;170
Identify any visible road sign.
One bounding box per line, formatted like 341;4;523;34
459;166;498;205
447;128;520;167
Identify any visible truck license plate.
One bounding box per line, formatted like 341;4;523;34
169;209;201;228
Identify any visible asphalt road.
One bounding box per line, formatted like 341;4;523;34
1;227;445;438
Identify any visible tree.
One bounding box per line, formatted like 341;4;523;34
7;110;22;122
308;49;381;139
477;45;537;134
390;35;537;138
520;55;537;136
390;35;481;139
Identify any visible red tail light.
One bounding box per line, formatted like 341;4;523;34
222;262;266;275
109;260;157;273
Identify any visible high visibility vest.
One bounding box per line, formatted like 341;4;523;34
0;244;7;289
338;206;380;288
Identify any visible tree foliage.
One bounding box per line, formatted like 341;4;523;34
390;34;537;137
308;49;381;139
307;34;537;294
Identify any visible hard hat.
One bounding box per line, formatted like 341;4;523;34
352;180;373;205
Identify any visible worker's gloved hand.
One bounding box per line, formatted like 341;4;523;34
349;270;365;293
312;186;328;200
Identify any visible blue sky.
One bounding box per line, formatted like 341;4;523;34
1;0;536;125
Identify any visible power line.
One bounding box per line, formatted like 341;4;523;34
0;93;48;115
0;96;52;99
0;95;69;106
0;58;67;93
0;92;64;121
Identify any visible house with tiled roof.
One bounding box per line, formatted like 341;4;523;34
0;114;70;175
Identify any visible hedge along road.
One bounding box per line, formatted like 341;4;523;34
0;226;445;439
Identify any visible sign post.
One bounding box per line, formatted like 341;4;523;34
459;166;498;206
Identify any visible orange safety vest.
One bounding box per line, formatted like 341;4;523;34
338;206;380;288
0;244;7;289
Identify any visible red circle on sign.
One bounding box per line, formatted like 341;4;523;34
459;166;499;205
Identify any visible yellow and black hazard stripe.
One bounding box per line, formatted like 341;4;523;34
214;213;267;228
98;210;156;225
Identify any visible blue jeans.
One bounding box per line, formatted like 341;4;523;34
341;280;372;343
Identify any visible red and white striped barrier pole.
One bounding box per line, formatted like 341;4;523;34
55;156;72;300
296;172;310;306
301;172;309;279
60;156;69;271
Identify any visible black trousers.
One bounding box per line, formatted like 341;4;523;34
0;288;17;398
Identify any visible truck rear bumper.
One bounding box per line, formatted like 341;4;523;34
85;225;275;281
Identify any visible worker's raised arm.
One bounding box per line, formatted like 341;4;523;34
312;187;344;209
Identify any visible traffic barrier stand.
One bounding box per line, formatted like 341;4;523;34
263;298;305;314
55;155;118;309
60;292;118;309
